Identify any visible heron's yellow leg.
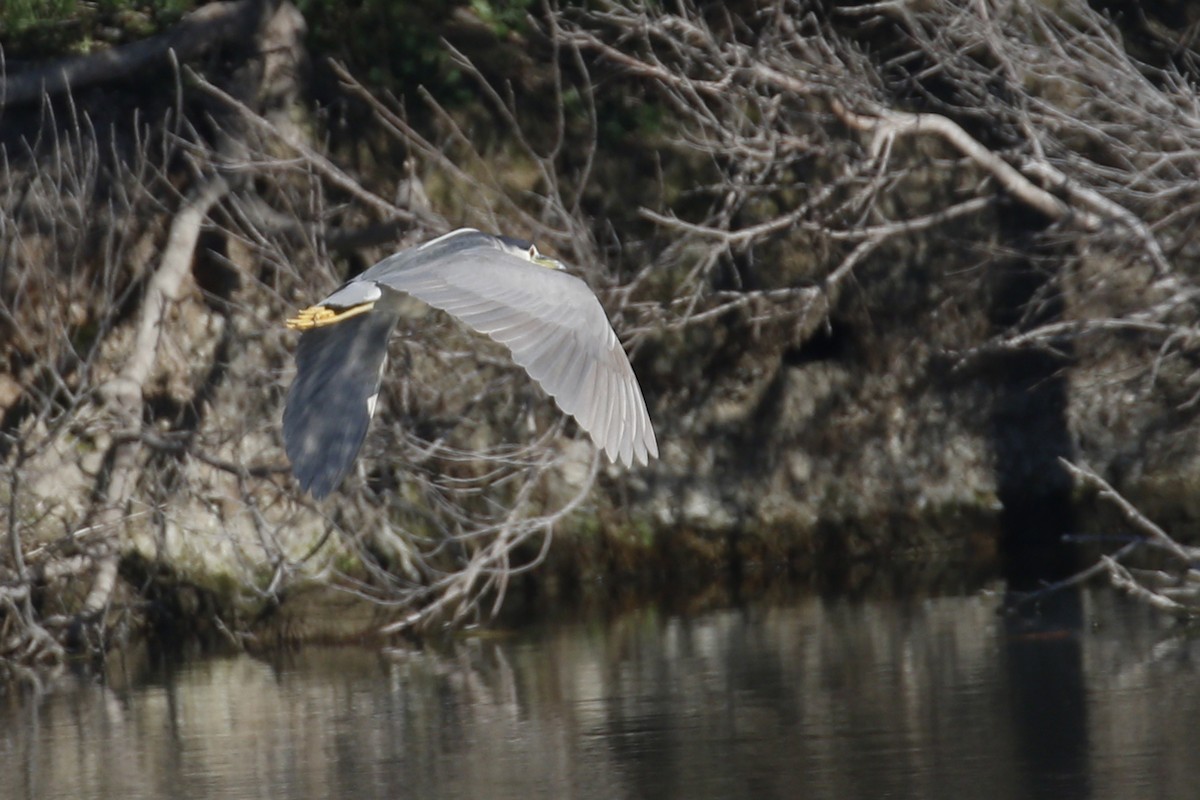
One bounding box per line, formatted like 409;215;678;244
285;302;376;330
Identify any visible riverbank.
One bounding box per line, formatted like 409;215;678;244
5;0;1200;675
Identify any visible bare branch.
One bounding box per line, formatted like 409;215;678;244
827;96;1081;226
1060;459;1195;565
187;68;440;229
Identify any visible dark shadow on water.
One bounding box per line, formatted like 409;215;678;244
1003;589;1089;800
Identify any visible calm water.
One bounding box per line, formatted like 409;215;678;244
1;586;1196;799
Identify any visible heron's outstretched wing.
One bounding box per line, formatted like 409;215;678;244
370;250;658;466
283;310;398;498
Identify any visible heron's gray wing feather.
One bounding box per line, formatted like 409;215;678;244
283;310;398;497
374;252;657;466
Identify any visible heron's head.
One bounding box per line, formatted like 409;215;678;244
495;234;563;270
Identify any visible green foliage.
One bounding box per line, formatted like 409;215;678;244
0;1;194;57
468;0;536;37
0;0;78;35
297;0;466;99
0;0;80;45
297;0;549;109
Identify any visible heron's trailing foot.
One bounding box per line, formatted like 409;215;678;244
286;302;376;330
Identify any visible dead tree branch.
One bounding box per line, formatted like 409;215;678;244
187;68;444;230
1051;460;1200;617
83;176;229;623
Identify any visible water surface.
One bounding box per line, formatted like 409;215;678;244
1;586;1195;799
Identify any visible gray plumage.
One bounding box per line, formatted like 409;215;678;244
283;228;658;498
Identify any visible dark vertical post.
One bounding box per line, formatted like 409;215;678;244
989;246;1089;799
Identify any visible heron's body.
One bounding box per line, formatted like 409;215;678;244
283;228;657;498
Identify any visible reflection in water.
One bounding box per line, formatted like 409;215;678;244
0;589;1196;800
1004;589;1089;800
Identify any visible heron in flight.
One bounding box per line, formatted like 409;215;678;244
282;228;658;498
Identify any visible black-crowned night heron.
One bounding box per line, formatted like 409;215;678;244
282;228;658;497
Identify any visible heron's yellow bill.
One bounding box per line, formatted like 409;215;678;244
286;302;376;330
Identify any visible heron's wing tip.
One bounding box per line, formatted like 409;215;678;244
645;432;660;462
301;475;335;500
